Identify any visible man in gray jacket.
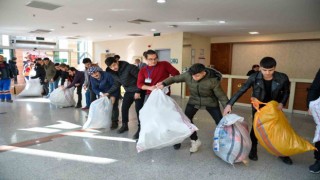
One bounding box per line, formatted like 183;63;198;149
43;57;56;97
157;63;229;153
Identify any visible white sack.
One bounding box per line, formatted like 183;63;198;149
18;78;42;97
213;114;252;164
136;89;198;152
49;87;76;107
83;97;113;129
309;97;320;143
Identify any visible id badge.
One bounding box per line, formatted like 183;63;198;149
145;78;152;83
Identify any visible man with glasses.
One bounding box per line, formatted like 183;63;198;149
137;50;179;98
137;49;180;143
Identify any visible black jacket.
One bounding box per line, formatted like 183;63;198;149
8;60;19;76
31;64;46;84
228;71;290;106
67;70;85;88
0;61;13;79
107;61;141;94
307;68;320;108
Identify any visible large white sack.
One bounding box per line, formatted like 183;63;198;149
83;97;113;129
49;87;76;107
213;114;252;164
136;89;198;153
309;97;320;143
18;78;42;97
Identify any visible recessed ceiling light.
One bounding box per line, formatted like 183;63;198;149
50;29;55;31
157;0;166;4
151;28;156;32
86;18;94;21
249;31;259;35
168;25;178;28
218;20;226;24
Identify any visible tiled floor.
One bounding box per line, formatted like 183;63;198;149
0;95;319;180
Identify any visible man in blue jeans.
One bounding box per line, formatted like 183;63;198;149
82;58;102;110
105;56;145;139
0;55;14;103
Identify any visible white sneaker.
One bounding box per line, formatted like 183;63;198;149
190;139;201;152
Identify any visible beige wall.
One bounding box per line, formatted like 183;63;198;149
183;33;211;67
210;31;320;43
232;41;320;78
93;32;184;96
210;32;320;79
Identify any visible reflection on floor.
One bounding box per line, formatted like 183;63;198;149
0;96;319;179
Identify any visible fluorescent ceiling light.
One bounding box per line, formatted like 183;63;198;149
86;18;94;21
157;0;166;3
151;28;156;32
50;29;55;31
219;20;226;24
249;31;259;35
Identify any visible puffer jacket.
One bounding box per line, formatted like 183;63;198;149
0;61;13;79
227;71;290;106
163;68;229;108
107;61;141;94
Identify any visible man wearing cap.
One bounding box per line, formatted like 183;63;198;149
157;63;229;153
82;58;101;110
8;57;19;84
43;57;56;97
88;66;120;129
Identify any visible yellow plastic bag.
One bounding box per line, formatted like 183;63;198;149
252;98;316;156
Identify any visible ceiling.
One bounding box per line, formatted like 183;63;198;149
0;0;320;42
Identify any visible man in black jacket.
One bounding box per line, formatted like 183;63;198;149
223;57;292;165
105;57;145;139
31;58;47;95
8;57;19;84
307;68;320;173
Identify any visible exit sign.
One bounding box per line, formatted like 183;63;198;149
153;32;161;37
36;37;45;40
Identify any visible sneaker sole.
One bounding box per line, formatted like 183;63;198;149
309;170;320;174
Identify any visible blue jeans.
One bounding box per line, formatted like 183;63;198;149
49;82;55;94
0;79;12;101
85;89;90;107
185;104;223;140
54;78;60;89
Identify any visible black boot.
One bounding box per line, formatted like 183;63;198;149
117;123;128;134
249;145;258;161
173;143;181;150
133;127;140;140
279;156;293;165
110;121;118;130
